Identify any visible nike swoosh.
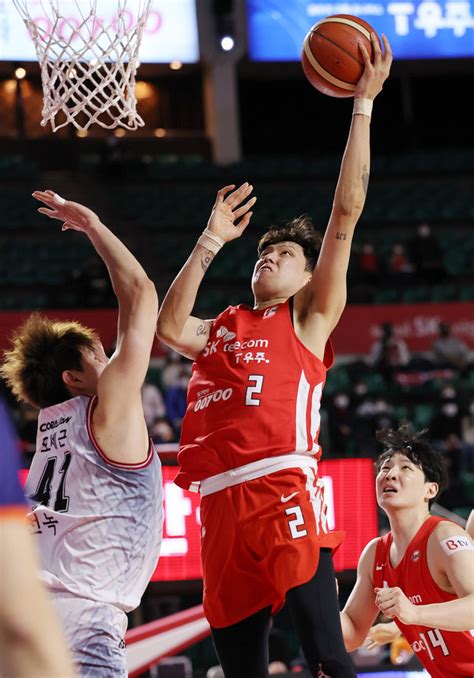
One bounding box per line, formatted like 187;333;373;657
375;564;384;570
281;492;299;503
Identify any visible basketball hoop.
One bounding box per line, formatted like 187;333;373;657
13;0;152;132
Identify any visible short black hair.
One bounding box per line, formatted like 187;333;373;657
257;215;322;272
375;422;447;507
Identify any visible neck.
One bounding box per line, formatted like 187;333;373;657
388;506;431;552
253;296;288;310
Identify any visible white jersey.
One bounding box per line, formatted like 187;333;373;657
25;395;163;613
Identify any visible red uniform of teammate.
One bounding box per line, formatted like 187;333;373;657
374;516;474;677
341;425;474;678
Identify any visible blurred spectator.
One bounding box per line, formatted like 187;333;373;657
461;399;474;472
161;348;192;390
357;242;380;284
165;369;189;432
387;242;414;280
408;222;445;283
150;416;177;444
141;379;166;430
327;392;356;456
368;322;410;383
430;386;462;443
431;321;471;372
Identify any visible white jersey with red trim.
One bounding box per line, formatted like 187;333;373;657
176;301;333;490
25;395;163;612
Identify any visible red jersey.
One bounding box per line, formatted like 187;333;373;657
176;301;333;490
373;516;474;678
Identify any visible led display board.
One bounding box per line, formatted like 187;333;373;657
151;459;378;581
0;0;199;63
246;0;474;60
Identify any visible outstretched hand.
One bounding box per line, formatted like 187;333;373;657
32;190;101;233
355;33;392;100
207;182;256;243
364;621;401;649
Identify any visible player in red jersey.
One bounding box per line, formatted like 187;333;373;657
157;34;392;678
341;423;474;677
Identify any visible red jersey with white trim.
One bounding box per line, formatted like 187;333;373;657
373;516;474;678
176;301;333;490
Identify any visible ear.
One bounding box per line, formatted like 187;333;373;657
62;370;82;388
426;481;439;502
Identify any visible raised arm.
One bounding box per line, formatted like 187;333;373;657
33;190;157;465
156;183;256;360
340;539;380;651
296;34;392;346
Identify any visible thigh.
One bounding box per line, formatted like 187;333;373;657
286;549;357;678
210;605;272;678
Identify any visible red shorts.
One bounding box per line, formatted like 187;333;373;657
200;466;344;628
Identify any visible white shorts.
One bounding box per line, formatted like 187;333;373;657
51;593;128;678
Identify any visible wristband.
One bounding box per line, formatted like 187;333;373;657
353;98;373;118
197;227;225;255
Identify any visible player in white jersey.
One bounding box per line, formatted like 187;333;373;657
0;191;163;678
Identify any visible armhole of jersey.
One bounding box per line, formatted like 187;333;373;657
86;396;154;470
289;296;295;327
372;535;387;586
323;337;334;369
289;296;334;369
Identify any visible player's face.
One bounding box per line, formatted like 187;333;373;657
376;452;437;512
79;342;109;392
251;241;312;302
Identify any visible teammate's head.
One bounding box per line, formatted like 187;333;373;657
252;216;322;302
0;313;108;409
374;423;447;510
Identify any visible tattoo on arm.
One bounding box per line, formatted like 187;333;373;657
196;323;209;337
361;164;370;196
201;249;214;272
336;232;347;240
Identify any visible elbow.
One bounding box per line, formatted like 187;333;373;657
156;315;178;347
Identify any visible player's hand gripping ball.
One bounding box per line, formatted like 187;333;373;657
302;14;382;98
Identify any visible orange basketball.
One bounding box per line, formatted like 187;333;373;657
301;14;380;98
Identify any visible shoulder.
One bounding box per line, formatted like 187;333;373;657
358;537;379;574
428;520;473;560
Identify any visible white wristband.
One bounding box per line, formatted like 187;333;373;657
353;98;373;118
197;227;225;255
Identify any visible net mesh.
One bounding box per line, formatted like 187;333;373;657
13;0;151;131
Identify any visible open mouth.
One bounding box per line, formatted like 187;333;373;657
382;486;398;494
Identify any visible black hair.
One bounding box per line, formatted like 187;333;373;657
257;215;322;272
375;422;447;507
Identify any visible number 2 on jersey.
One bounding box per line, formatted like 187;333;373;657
245;374;264;406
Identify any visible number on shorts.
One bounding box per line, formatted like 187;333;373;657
285;506;308;539
245;374;264;406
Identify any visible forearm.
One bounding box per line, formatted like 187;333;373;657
332;111;371;222
415;594;474;632
340;611;365;651
157;243;215;342
86;219;151;301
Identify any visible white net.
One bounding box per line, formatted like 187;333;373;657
13;0;152;131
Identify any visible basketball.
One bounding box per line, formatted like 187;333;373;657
302;14;381;98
